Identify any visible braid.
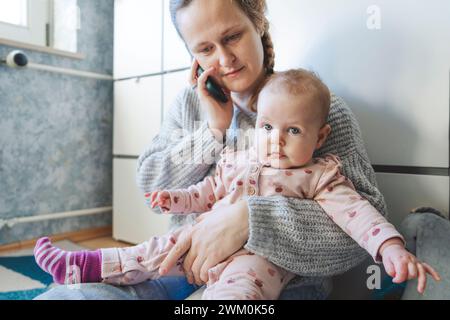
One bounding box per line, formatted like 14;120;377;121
248;17;275;112
261;25;275;75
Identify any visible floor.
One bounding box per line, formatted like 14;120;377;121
0;236;132;256
76;236;132;250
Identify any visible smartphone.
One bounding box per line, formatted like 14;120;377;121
196;65;229;103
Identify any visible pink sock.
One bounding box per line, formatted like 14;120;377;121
33;237;102;285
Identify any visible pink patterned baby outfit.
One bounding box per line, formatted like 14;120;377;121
100;148;404;299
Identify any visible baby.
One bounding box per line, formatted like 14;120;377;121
34;69;440;299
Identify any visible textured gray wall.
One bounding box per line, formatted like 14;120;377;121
0;0;114;245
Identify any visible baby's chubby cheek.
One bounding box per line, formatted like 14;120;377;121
288;151;313;167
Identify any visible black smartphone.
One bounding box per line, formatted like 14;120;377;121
196;65;229;103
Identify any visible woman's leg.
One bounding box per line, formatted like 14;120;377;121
399;208;448;255
34;276;200;300
399;209;450;300
278;280;331;300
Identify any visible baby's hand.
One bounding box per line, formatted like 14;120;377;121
149;191;171;212
380;239;441;294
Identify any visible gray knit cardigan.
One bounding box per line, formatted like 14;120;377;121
136;87;388;296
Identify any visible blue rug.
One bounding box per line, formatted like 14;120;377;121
0;255;53;300
0;241;86;300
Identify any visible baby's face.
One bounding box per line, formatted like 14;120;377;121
255;89;330;169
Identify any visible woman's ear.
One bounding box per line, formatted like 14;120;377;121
316;124;331;149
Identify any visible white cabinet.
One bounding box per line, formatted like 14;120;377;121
113;158;171;244
163;0;191;71
113;75;164;243
113;0;189;243
163;69;190;119
113;76;162;156
376;173;449;228
266;0;450;168
114;0;162;79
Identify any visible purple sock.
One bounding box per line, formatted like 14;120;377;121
33;237;102;284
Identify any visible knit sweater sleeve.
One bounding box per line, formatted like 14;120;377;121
136;87;223;195
244;95;388;277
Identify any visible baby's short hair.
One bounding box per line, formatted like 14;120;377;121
256;69;331;126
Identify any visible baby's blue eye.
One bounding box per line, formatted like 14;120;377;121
263;124;273;131
288;127;301;135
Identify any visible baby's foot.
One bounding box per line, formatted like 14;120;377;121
33;237;102;284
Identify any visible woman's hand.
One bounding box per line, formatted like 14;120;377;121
159;199;250;285
379;238;441;294
190;60;234;136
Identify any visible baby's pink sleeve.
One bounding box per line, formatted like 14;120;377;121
162;158;228;214
314;155;405;263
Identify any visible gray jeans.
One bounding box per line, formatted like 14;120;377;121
34;276;329;300
399;210;450;299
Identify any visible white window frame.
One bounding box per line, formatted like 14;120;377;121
0;0;49;47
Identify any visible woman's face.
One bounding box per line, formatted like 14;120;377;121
176;0;265;95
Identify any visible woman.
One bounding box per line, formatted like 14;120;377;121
36;0;385;300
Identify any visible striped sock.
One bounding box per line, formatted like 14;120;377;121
33;237;102;285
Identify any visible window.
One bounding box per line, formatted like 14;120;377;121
0;0;48;48
0;0;79;53
0;0;28;27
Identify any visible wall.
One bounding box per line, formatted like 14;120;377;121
0;0;114;245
